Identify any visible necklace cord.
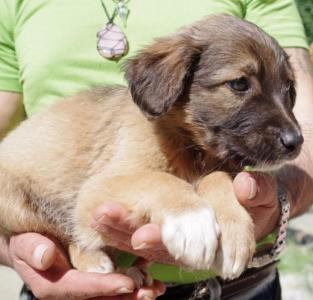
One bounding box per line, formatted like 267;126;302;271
100;0;117;23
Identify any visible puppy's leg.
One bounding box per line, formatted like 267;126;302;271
72;171;220;276
196;171;255;280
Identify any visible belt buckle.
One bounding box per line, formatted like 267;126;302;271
191;277;222;300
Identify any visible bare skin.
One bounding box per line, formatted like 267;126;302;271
0;92;25;139
7;233;165;300
0;47;313;299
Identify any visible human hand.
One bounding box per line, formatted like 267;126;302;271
9;233;165;300
233;172;280;241
91;203;175;265
92;171;280;255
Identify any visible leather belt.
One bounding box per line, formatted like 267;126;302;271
220;262;278;299
163;262;278;300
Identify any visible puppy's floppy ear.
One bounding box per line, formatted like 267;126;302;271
124;35;202;118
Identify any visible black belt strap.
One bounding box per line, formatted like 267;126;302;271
162;262;278;300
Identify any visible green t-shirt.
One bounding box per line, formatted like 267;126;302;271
0;0;308;283
0;0;308;116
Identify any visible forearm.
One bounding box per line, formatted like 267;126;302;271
279;159;313;218
0;92;25;266
279;48;313;217
0;91;25;139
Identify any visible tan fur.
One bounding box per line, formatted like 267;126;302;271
0;15;302;280
196;172;255;272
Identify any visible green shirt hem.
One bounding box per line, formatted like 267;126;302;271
0;80;22;93
117;233;277;284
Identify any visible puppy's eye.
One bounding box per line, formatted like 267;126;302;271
227;77;250;92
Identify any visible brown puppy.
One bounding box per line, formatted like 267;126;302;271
0;15;303;281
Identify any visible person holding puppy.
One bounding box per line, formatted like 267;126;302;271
0;0;312;299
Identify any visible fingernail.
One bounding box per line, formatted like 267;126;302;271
116;287;133;294
248;177;257;200
133;242;153;250
90;214;110;229
32;244;49;267
94;211;111;223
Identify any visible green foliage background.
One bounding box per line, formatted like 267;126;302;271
296;0;313;44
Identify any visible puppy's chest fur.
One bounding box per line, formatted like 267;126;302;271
155;135;221;183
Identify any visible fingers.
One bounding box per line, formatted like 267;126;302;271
50;270;164;300
233;172;277;208
9;232;58;271
92;203;164;251
233;172;280;241
28;271;138;299
91;280;165;300
8;212;166;300
91;202;133;234
92;202;172;263
135;281;166;300
131;224;162;250
54;271;137;299
9;233;143;299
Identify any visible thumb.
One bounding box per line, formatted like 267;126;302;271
233;172;277;208
131;223;162;250
9;233;57;271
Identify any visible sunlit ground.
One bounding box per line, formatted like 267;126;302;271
280;208;313;300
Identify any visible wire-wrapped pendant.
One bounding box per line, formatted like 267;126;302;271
97;23;128;60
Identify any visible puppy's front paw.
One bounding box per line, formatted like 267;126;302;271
161;208;220;270
69;244;114;274
213;211;255;280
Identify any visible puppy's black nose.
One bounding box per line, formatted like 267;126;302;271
280;130;303;152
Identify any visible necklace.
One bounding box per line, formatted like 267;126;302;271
97;0;130;60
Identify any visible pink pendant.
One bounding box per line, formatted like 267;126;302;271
97;23;128;60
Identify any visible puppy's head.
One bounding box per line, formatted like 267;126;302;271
125;14;303;170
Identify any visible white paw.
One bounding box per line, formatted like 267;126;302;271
124;266;153;289
87;255;114;273
162;208;220;270
213;217;255;280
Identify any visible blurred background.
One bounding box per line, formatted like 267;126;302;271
296;0;313;44
0;0;313;299
279;1;313;300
